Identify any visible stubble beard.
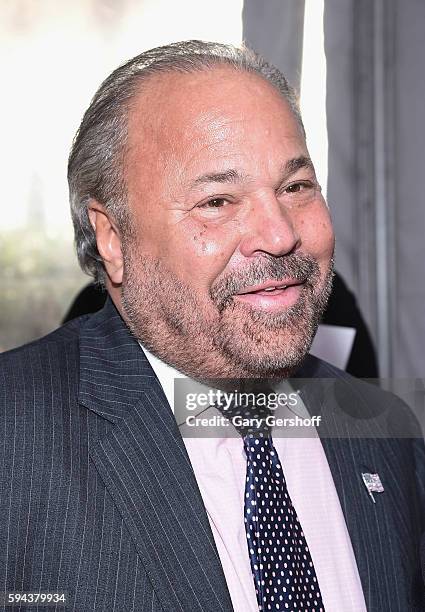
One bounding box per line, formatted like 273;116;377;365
120;242;334;379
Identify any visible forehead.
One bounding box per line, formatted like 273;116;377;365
125;66;306;186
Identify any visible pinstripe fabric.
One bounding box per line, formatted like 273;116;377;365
295;362;425;611
0;303;232;612
1;298;424;611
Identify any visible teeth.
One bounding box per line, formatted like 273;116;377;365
263;285;287;292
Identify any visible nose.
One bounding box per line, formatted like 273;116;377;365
239;193;301;258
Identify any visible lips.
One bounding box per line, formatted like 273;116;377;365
233;279;305;313
236;279;302;296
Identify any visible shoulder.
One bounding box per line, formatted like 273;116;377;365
0;315;96;482
301;353;416;418
303;355;425;511
0;314;88;365
0;315;90;413
300;353;424;450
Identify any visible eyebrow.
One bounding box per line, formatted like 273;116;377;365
284;156;314;177
191;168;245;186
189;156;314;189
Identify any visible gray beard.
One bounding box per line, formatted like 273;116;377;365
120;249;334;379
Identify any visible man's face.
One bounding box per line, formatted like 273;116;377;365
118;67;335;378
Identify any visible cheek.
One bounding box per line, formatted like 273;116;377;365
296;206;334;261
167;224;240;286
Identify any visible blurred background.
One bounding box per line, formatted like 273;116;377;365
1;0;424;379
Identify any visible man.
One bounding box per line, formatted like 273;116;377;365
0;41;424;611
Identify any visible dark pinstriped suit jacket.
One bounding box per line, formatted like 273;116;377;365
1;298;425;611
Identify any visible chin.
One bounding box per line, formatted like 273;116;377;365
212;305;319;377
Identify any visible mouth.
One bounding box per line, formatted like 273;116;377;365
234;279;305;312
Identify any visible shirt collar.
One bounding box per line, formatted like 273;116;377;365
137;342;309;423
138;341;187;413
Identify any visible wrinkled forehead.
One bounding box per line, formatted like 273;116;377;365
124;66;305;171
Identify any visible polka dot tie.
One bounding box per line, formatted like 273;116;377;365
243;434;325;611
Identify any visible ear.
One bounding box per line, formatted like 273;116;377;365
88;201;124;285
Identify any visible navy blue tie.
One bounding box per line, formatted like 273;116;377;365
243;433;325;611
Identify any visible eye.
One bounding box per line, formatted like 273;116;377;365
198;197;229;209
284;181;313;194
278;180;320;205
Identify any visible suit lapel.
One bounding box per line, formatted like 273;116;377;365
78;299;233;612
321;435;407;611
296;356;419;611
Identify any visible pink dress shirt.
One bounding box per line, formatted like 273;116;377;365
141;345;367;612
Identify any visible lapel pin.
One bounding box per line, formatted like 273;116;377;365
361;472;384;503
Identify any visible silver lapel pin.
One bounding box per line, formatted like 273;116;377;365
361;472;384;503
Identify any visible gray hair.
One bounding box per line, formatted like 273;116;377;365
68;40;305;284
